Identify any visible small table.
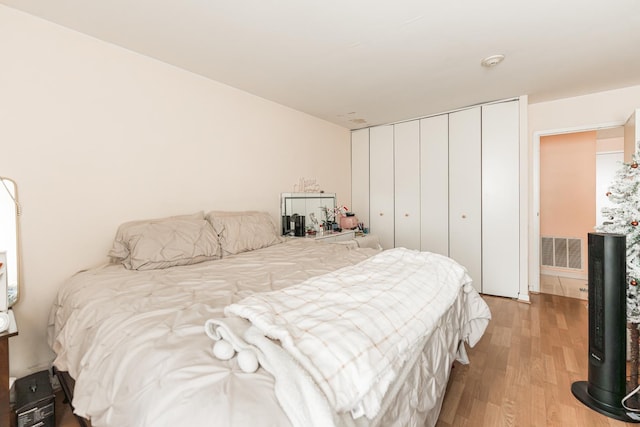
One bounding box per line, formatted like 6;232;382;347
310;229;356;243
0;310;18;427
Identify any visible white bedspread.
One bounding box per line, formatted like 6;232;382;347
48;239;491;427
218;248;476;423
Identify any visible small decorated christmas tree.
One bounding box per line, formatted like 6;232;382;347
598;147;640;389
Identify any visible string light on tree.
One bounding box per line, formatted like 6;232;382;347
598;142;640;397
597;145;640;322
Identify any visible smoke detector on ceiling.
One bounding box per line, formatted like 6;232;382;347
480;54;505;68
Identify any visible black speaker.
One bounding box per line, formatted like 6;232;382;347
281;215;291;235
571;232;639;422
293;215;305;237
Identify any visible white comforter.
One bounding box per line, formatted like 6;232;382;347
210;248;482;426
48;239;491;427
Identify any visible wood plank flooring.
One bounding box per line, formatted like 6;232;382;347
436;293;637;427
55;391;90;427
56;293;636;427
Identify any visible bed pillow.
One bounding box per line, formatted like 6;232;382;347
108;212;212;264
126;218;220;270
205;211;284;256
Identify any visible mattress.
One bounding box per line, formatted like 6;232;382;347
48;238;490;427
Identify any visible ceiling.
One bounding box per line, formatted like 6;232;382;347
3;0;640;129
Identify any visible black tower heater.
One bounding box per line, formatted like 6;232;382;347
571;232;639;422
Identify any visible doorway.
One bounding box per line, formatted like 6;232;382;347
536;126;624;300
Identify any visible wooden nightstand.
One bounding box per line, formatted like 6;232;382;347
0;310;17;427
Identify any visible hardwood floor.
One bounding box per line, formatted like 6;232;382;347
55;293;635;427
54;390;88;427
437;293;637;427
540;273;588;301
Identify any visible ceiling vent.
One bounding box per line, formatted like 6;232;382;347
480;54;505;68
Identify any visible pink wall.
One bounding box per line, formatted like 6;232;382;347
540;131;596;275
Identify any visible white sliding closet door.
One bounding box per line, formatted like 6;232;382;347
420;114;449;256
351;129;370;229
449;107;482;292
394;121;421;250
369;125;395;249
482;101;520;298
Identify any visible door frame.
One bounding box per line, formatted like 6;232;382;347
531;120;625;293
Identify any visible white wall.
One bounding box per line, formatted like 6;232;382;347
528;85;640;292
529;86;640;133
0;5;351;377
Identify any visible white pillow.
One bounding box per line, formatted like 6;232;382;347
205;211;284;257
108;212;220;269
126;218;219;270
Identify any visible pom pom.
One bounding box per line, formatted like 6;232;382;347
213;340;235;360
237;349;259;373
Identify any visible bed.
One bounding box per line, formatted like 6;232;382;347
47;210;491;427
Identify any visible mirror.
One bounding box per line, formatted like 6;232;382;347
0;177;20;309
280;192;337;235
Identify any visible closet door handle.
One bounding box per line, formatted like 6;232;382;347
461;214;467;219
404;213;410;217
379;213;384;216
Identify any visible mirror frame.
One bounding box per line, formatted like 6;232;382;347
280;192;337;235
0;177;21;308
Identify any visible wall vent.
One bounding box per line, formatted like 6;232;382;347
541;236;583;269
